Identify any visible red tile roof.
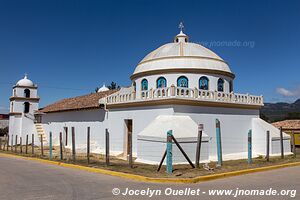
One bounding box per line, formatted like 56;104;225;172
40;90;117;113
272;120;300;130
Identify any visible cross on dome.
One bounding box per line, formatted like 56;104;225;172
175;22;188;43
178;22;184;32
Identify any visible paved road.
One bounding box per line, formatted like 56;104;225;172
0;155;299;200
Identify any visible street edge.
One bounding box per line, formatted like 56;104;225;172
0;152;299;184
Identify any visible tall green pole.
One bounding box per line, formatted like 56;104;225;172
216;119;223;166
248;129;252;164
166;130;173;174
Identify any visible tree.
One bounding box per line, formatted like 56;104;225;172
0;127;8;137
107;82;120;90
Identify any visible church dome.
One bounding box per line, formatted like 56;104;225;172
16;74;34;87
131;29;234;80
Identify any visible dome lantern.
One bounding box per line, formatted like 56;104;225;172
174;22;189;43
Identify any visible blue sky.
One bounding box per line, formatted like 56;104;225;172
0;0;300;113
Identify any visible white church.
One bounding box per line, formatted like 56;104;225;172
9;26;292;164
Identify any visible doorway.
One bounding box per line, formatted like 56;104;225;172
124;119;133;156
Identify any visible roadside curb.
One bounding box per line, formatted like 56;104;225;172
1;152;299;184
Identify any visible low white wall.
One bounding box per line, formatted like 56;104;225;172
252;118;291;156
136;140;209;164
173;105;258;161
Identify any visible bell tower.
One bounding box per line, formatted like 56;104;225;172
9;74;40;139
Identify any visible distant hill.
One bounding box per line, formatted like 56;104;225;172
260;99;300;122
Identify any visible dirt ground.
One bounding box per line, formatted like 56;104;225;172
0;144;299;178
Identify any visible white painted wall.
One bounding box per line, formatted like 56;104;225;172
252;118;291;156
42;109;107;153
172;105;258;161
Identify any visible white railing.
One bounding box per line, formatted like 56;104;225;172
106;86;264;106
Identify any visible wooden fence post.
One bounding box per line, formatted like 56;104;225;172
105;128;109;166
215;119;223;166
7;134;9;151
32;134;34;154
128;131;133;168
40;134;44;157
171;134;195;168
20;137;22;153
157;150;167;172
25;135;28;154
196;124;203;168
166;130;173;174
87;127;90;164
49;132;52;160
15;135;18;153
11;134;13;152
248;129;252;164
280;127;284;159
59;132;63;160
266;131;270;161
71;127;76;161
291;130;296;158
64;127;68;146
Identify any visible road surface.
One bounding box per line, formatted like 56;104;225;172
0;155;298;200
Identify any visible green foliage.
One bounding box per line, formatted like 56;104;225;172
107;82;120;90
286;112;300;120
0;127;8;136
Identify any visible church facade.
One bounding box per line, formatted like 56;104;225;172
9;28;292;164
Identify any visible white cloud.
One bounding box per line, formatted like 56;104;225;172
276;86;300;97
276;88;295;97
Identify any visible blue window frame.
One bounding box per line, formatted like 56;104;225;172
177;76;188;88
217;78;224;92
199;76;209;90
141;79;148;91
156;77;167;88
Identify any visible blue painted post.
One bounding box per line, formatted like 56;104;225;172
215;119;223;166
166;130;173;174
248;129;252;164
49;132;52;160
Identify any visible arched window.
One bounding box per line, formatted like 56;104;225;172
24;89;30;98
24;102;30;113
177;76;188;88
199;76;209;90
141;79;148;91
217;78;224;92
133;81;136;92
229;80;233;92
156;77;167;88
